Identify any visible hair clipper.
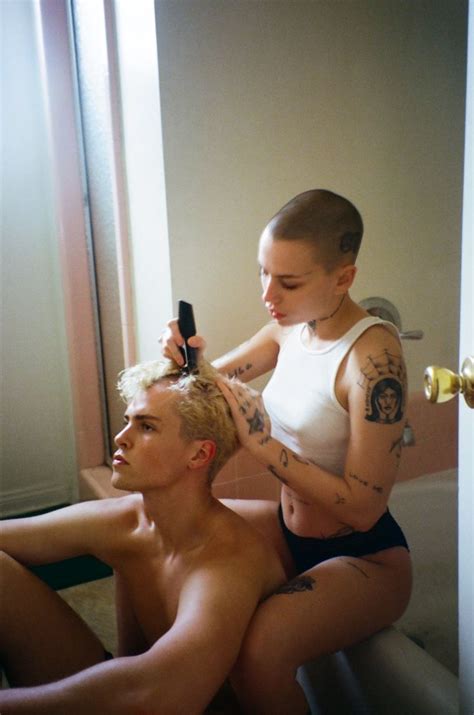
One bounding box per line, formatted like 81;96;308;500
178;300;198;374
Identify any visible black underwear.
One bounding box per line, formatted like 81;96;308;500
278;504;409;574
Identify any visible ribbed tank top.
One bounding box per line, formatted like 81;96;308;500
262;316;397;477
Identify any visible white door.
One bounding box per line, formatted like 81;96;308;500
459;3;474;712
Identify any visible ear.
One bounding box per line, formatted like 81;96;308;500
335;264;357;294
187;440;217;471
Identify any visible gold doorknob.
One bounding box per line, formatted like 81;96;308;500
424;356;474;408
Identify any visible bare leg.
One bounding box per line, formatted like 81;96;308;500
231;548;412;715
0;551;106;686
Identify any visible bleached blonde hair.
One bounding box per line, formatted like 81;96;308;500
117;359;239;484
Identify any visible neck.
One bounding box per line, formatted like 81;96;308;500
307;294;346;333
141;476;220;554
306;294;366;341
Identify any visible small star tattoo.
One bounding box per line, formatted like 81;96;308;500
246;408;265;434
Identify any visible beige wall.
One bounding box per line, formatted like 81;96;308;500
155;0;467;393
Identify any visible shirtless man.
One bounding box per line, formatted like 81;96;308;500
0;359;284;714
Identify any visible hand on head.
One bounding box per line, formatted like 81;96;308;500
217;378;272;453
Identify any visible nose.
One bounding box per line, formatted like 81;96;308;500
115;422;132;448
261;275;280;305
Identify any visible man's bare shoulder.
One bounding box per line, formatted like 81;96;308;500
199;502;285;598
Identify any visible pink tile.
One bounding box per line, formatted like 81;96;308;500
236;473;281;501
211;481;238;499
213;453;238;484
234;448;266;479
398;390;458;481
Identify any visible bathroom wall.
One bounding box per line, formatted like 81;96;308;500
1;1;77;514
154;0;467;394
1;1;467;515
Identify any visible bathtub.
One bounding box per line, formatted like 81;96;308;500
297;469;459;714
389;468;458;674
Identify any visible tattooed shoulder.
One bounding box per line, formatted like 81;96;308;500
357;349;407;424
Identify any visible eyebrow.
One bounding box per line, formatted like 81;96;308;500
125;413;163;422
258;264;313;279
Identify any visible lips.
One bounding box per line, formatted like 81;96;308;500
268;307;286;320
113;453;129;466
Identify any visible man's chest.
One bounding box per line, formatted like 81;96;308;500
118;556;187;645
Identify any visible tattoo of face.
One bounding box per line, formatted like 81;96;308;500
366;377;404;424
246;408;265;434
358;351;406;424
274;575;316;595
267;464;289;485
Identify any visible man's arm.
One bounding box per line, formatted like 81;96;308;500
0;497;133;566
0;558;264;714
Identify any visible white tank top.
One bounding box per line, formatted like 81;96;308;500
262;316;397;477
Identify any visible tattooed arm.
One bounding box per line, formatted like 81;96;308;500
212;321;281;382
218;326;407;531
162;317;281;383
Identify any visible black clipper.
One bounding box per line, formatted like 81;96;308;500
178;300;198;374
